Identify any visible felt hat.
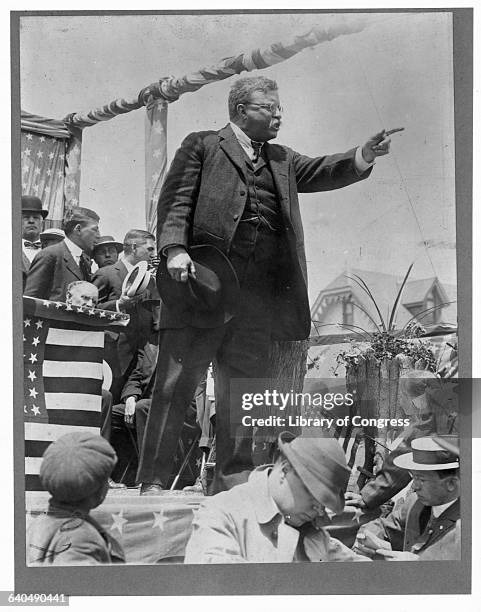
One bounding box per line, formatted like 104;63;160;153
40;432;117;503
39;228;65;240
156;245;240;328
22;195;48;218
393;435;459;471
278;432;350;514
93;235;123;253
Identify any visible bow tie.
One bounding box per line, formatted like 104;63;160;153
24;240;41;249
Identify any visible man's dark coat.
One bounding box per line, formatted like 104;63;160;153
157;124;371;340
24;241;85;301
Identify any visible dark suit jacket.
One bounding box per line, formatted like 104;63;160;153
157;124;372;340
364;491;460;558
22;250;31;291
120;336;159;403
24;241;85;301
92;261;156;376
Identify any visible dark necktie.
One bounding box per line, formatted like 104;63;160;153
251;140;263;164
79;253;92;282
24;240;41;249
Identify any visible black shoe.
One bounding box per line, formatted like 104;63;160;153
108;478;127;490
140;483;164;496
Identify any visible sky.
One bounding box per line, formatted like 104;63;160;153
19;11;457;303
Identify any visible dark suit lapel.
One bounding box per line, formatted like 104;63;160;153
219;125;248;178
62;242;83;281
265;143;291;220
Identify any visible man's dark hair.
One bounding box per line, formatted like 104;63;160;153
123;229;155;255
228;76;278;121
62;207;100;236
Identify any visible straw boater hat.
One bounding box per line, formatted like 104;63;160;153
93;235;123;253
22;195;48;218
122;260;151;297
393;435;459;471
39;228;65;241
277;432;350;514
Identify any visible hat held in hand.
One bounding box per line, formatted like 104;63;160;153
122;261;151;297
157;245;240;328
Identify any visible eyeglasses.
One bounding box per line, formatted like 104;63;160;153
245;102;283;115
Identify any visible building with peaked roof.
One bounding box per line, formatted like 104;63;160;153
310;268;457;338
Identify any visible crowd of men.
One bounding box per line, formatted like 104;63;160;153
22;76;460;565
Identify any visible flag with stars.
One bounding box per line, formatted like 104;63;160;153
23;296;129;491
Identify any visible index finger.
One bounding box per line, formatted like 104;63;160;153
384;127;404;136
375;548;396;557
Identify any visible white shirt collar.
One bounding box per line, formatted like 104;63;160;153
431;498;457;518
63;236;83;262
230;121;263;160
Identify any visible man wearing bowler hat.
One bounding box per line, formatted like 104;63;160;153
92;235;123;270
25;206;100;301
185;432;369;563
139;75;400;495
21;195;48;288
353;435;460;560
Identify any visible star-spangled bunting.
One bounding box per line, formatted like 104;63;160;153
23;296;130;491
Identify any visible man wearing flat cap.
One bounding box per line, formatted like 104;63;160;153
25;206;100;301
21;195;48;289
353;435;460;561
26;432;125;565
93;235;123;270
185;433;369;563
147;75;400;495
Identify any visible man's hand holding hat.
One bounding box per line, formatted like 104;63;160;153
166;246;197;283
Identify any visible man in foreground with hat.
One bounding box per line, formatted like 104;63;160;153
25;206;100;301
26;432;125;565
93;235;123;270
92;229;158;404
353;436;460;560
185;432;369;563
146;75;400;495
21;195;48;288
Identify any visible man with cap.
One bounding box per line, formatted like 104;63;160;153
92;229;158;404
93;235;123;270
39;227;65;249
21;195;48;288
353;435;460;560
26;432;125;565
25;207;100;301
148;75;400;496
184;433;369;563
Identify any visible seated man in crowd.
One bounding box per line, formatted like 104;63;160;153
353;435;460;561
346;371;456;511
26;432;125;565
184;432;369;563
65;280;99;309
92;235;123;270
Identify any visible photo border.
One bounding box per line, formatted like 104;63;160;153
11;7;472;595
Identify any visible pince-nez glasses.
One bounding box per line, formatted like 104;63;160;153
245;102;283;115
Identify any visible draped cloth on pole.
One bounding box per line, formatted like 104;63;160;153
145;99;168;235
21;111;82;225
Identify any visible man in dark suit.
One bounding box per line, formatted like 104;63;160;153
24;207;100;301
92;229;157;403
21;195;48;289
139;75;399;495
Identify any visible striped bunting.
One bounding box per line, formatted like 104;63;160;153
23;297;128;491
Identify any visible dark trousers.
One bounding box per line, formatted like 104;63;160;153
137;227;281;493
